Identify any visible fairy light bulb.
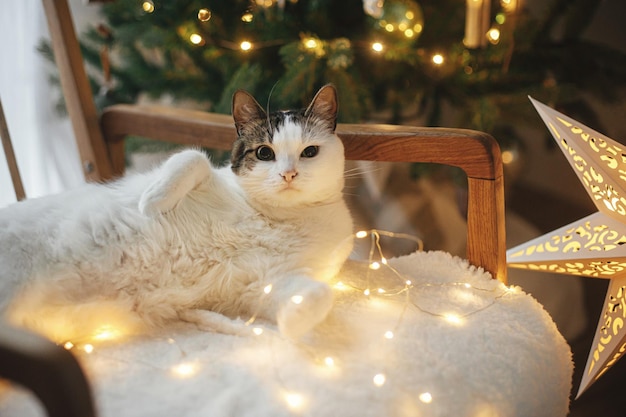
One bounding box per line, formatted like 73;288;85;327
252;327;264;336
242;12;254;22
189;33;203;45
372;42;384;53
370;261;381;270
284;392;305;410
171;362;197;378
487;28;501;44
432;53;444;65
373;373;386;387
263;284;273;294
240;41;253;51
356;230;368;238
324;356;335;367
291;295;304;305
364;288;371;296
63;341;74;350
142;1;154;13
384;330;394;339
444;313;463;325
83;344;94;354
419;392;433;403
303;38;318;49
197;8;211;22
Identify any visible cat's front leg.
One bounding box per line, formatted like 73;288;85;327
265;275;334;340
139;149;212;215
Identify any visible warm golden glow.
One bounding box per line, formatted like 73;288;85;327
241;12;254;23
373;373;386;386
419;392;433;403
487;28;501;44
142;1;154;13
197;8;211;22
189;33;203;45
284;392;305;410
291;295;304;305
372;42;384;52
432;54;444;65
171;362;198;378
240;41;253;51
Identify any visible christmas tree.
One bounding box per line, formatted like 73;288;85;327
42;0;626;148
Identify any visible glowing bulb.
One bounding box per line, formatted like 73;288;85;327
334;281;346;290
487;28;501;44
93;325;120;341
372;42;384;53
381;257;388;265
142;1;154;13
324;356;335;367
240;41;253;51
404;29;415;38
419;392;433;403
405;280;412;286
291;295;304;305
83;344;94;354
303;38;318;49
356;230;368;238
364;288;371;296
242;12;254;22
252;327;264;336
63;341;74;350
432;54;444;65
384;330;394;339
373;373;386;387
370;262;381;270
284;392;305;410
385;23;394;32
197;8;211;22
263;284;273;294
444;313;463;325
189;33;203;45
171;362;197;378
377;288;386;294
464;283;472;288
502;150;514;164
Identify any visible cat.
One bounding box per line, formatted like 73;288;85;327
0;84;354;341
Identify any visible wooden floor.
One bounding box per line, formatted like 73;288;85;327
508;184;626;416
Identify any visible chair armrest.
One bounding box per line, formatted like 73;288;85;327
0;322;96;417
101;104;506;283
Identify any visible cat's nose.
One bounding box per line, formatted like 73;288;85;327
281;170;298;182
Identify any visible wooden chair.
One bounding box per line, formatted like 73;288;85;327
42;0;506;283
0;2;506;415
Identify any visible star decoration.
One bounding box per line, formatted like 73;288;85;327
507;97;626;398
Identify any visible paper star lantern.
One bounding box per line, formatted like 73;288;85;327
507;97;626;398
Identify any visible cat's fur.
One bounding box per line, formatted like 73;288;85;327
0;85;353;340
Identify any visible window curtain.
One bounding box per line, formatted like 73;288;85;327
0;0;101;208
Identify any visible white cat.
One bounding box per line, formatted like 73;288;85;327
0;85;353;341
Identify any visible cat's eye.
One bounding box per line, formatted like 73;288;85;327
255;145;275;161
301;146;319;158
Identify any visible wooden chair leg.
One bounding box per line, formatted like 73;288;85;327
0;99;26;201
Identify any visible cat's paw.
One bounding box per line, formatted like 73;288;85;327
138;150;211;216
276;281;333;339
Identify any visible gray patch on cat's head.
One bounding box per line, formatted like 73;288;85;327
230;85;338;176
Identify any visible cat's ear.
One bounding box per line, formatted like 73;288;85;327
232;90;267;135
304;84;338;132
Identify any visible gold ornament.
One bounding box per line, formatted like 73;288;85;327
374;0;424;41
507;97;626;397
197;8;212;22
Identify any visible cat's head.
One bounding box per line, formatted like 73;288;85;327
230;85;345;208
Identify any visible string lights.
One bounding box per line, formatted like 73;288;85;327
133;1;518;73
53;228;517;414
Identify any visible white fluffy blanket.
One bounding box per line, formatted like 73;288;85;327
0;251;572;417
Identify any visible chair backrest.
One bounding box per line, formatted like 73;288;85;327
42;0;506;283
